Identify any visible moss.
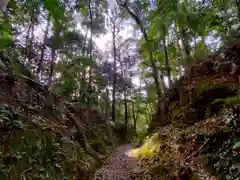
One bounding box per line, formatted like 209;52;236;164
204;94;240;119
192;81;229;101
208;95;240;113
190;80;235;110
222;96;240;105
196;81;229;96
204;107;212;119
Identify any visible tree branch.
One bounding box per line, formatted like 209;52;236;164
116;0;147;40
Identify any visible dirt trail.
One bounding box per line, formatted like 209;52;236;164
93;144;151;180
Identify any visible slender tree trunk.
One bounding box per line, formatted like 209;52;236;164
163;38;172;88
80;30;88;96
48;48;56;86
82;30;88;56
124;87;128;134
173;23;185;76
104;88;109;118
132;101;136;130
88;0;93;85
25;23;31;51
37;15;50;81
25;18;34;65
65;108;103;162
112;25;117;122
236;0;240;23
178;27;191;67
79;30;89;100
26;11;36;66
145;35;162;99
48;26;60;87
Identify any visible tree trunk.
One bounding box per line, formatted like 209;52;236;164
48;48;56;86
37;15;50;81
88;0;93;85
112;25;117;122
82;30;88;56
132;101;136;131
178;27;191;67
79;29;89;102
145;35;162;100
116;1;162;99
124;87;128;134
173;23;185;76
236;0;240;23
25;16;34;65
65;108;103;162
48;26;60;87
104;88;109;119
163;38;172;88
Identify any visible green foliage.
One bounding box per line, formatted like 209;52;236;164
233;141;240;149
204;133;240;180
196;82;228;96
0;105;127;179
0;17;13;49
0;104;26;129
1;0;240;179
0;128;91;179
212;95;240;107
43;0;65;21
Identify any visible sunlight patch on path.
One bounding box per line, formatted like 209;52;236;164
125;148;140;158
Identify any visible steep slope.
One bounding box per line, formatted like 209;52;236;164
134;40;240;179
0;72;126;179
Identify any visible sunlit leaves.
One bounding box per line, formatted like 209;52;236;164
0;30;13;48
80;7;88;15
233;141;240;149
43;0;65;21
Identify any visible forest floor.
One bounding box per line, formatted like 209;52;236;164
93;124;220;180
93;144;151;180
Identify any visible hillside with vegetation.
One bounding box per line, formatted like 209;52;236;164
0;0;239;180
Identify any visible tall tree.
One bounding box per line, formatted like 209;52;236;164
116;0;162;100
107;5;122;122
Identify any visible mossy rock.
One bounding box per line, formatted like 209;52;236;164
205;95;240;118
213;95;240;106
191;82;236;109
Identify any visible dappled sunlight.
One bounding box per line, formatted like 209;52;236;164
125;133;161;158
125;147;140;158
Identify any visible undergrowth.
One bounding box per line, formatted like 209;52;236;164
0;104;125;180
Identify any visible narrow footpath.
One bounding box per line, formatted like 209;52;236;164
93;144;151;180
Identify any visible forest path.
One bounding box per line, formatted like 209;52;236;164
93;144;151;180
